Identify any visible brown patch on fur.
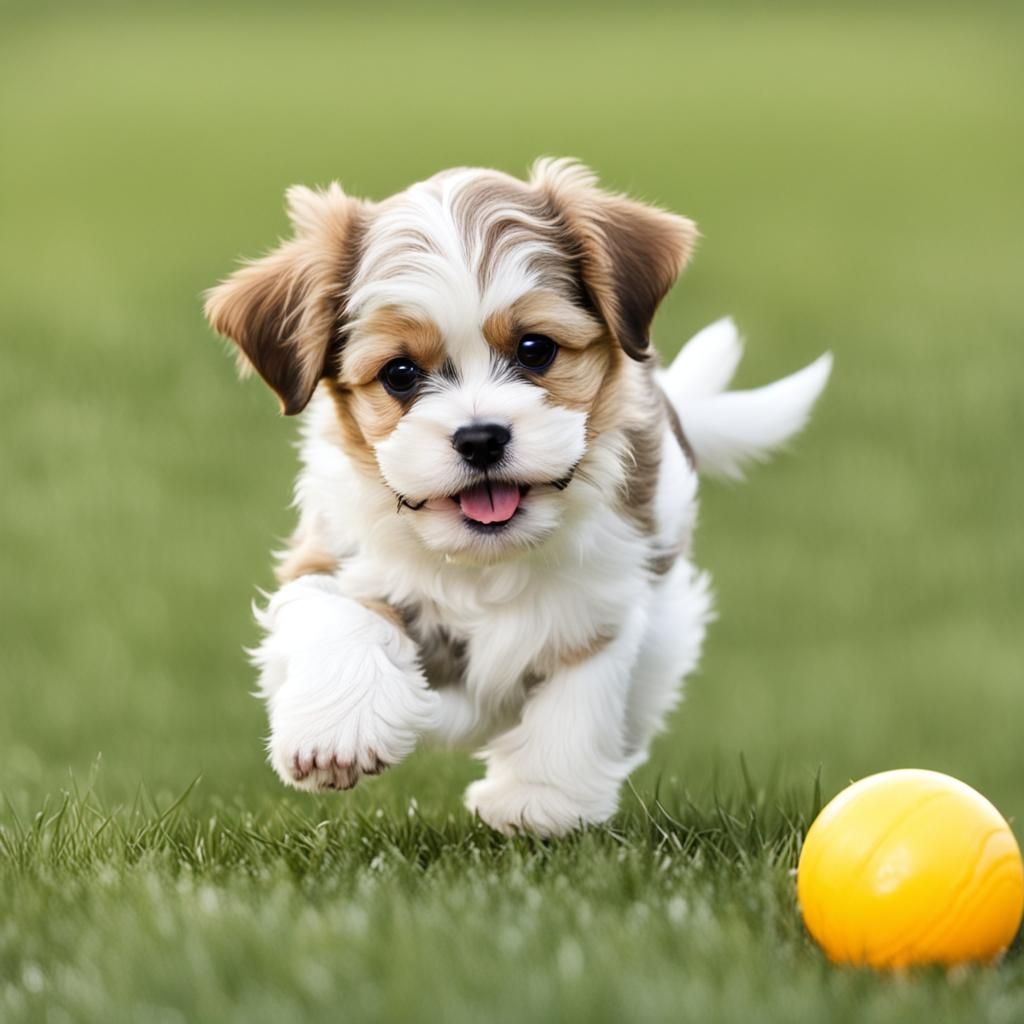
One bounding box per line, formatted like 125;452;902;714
620;414;664;536
412;622;468;688
660;384;697;469
204;184;368;415
530;159;697;361
322;378;383;479
647;549;680;577
347;383;406;445
482;289;603;356
322;308;449;481
341;307;445;386
275;535;338;584
582;352;667;537
325;365;438;488
558;631;613;667
446;172;574;293
483;290;613;414
359;599;407;634
580;339;630;440
539;339;615;415
274;508;341;583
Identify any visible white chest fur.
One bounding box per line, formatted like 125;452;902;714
297;392;697;716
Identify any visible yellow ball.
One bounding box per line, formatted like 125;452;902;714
797;769;1024;968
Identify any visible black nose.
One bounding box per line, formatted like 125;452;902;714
452;423;511;470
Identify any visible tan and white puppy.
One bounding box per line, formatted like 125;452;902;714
205;160;831;836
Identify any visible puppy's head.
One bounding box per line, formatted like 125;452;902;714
205;161;696;558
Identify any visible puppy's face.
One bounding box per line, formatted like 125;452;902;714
206;161;695;559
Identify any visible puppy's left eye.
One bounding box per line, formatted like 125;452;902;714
516;334;558;371
379;358;422;397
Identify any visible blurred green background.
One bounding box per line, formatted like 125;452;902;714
2;0;1021;821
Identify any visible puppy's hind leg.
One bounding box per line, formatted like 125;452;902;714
253;575;441;792
622;560;713;770
465;607;647;837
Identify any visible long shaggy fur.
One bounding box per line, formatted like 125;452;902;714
205;160;830;836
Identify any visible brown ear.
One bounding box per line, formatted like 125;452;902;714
204;184;365;415
531;158;697;360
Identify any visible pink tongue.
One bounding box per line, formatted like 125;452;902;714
458;482;521;524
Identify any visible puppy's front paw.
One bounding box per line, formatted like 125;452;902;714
258;589;441;794
465;775;617;838
269;654;440;793
280;743;386;792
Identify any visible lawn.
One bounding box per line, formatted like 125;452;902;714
1;3;1022;1021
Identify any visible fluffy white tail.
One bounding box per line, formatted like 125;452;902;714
660;318;832;480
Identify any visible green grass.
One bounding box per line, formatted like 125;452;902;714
2;2;1022;1020
2;782;1021;1023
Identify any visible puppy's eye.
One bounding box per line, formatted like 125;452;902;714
516;334;558;372
379;358;422;397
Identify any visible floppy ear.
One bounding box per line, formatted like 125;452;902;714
531;158;697;360
204;184;365;415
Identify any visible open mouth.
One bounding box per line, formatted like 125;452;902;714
453;481;529;532
397;466;576;529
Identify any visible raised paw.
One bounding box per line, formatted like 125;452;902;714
266;656;441;794
269;685;438;794
286;746;390;792
254;582;441;796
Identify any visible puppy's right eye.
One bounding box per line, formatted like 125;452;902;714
379;358;422;397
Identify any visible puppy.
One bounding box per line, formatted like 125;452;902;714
205;159;830;836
